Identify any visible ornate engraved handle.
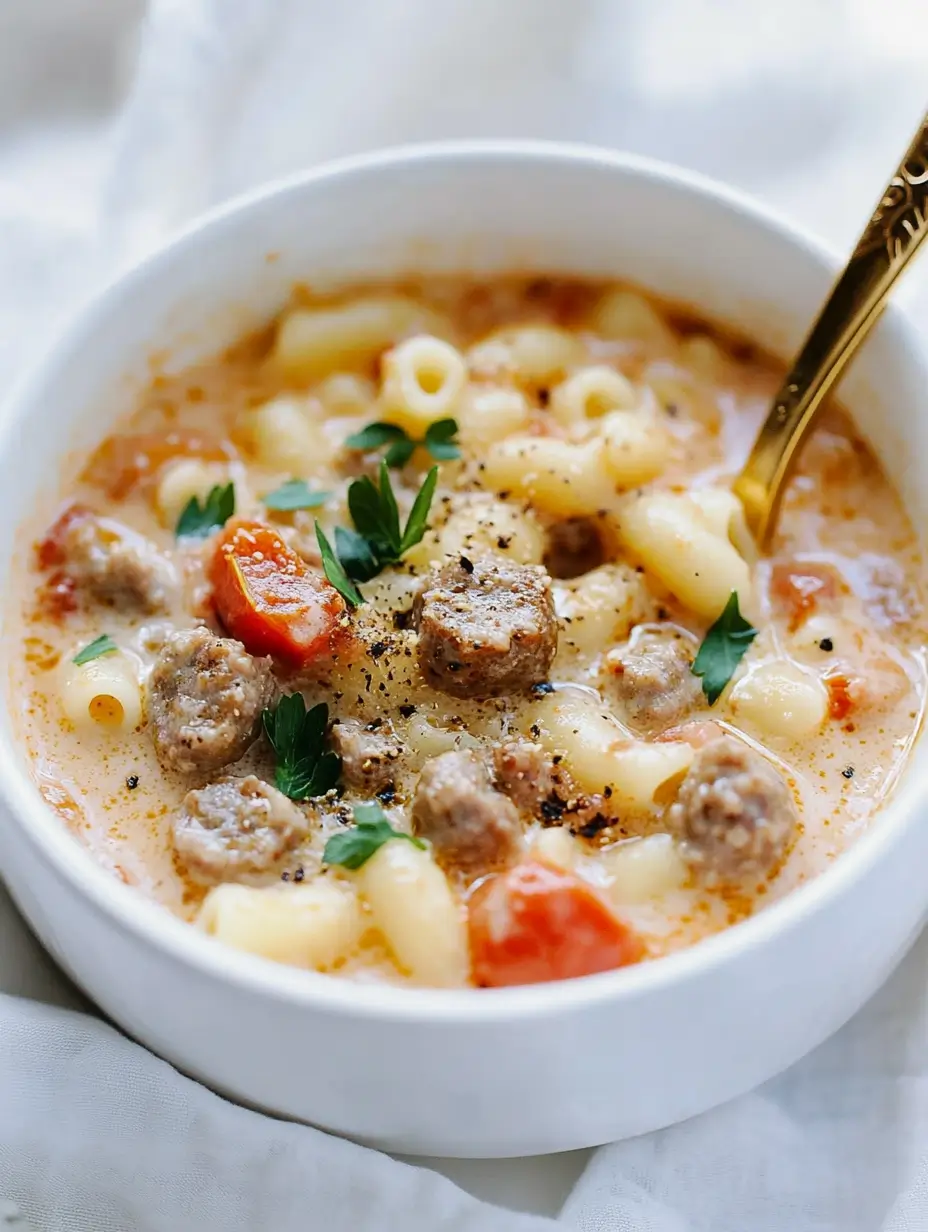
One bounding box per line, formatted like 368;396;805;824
734;112;928;545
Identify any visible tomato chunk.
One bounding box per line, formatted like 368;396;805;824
769;560;844;632
210;520;347;667
83;431;234;499
468;861;643;987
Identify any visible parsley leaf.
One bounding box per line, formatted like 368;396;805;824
175;483;235;538
335;525;380;582
262;694;341;800
400;465;438;554
344;422;407;452
384;435;417;469
315;524;364;608
73;633;117;666
423;418;462;461
348;462;403;558
263;479;331;511
345;418;460;468
692;591;758;705
322;802;425;870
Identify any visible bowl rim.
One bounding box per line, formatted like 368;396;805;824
1;137;925;1023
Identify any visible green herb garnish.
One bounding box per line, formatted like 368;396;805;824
262;694;341;800
263;479;331;512
345;418;460;468
73;633;117;666
322;802;425;870
315;524;364;609
692;591;758;705
334;525;380;583
348;460;437;563
175;483;235;538
315;462;438;605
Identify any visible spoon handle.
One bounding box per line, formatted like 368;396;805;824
734;113;928;544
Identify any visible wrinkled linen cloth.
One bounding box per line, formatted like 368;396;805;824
2;1;928;1228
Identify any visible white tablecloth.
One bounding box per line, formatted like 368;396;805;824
2;2;928;1228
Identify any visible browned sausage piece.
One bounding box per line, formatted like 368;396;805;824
413;556;557;698
493;740;560;813
330;718;402;794
412;749;523;875
667;735;797;885
173;775;310;883
150;627;276;774
605;626;703;734
52;508;176;613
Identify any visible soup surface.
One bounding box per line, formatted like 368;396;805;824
13;277;927;988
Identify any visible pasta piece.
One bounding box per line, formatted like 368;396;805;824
598;410;670;487
469;325;584;384
456;386;532;448
482;436;616;517
619;491;751;620
529;825;578;871
313;372;377;417
405;713;482;764
643;361;721;430
356;840;469;987
240;396;332;473
273;295;450;380
529;693;693;808
688;486;755;562
556;564;653;659
678;334;725;381
731;660;828;739
155;459;234;528
380;335;467;434
550;366;637;430
591;288;675;351
61;653;142;732
601;834;688;904
436;496;545;565
198;879;364;970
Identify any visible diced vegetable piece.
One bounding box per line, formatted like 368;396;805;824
210;520;347;667
83;431;235;499
467;860;643;987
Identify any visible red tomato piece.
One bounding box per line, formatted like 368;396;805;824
824;671;853;720
468;861;643;988
769;561;843;632
210;520;347;667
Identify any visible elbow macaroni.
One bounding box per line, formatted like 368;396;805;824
61;653;142;732
482;436;617;517
199;879;364;970
241;395;333;473
549;366;637;430
273;295;451;380
731;661;828;739
620;490;751;620
380;335;467;434
528;693;694;808
356;839;469;987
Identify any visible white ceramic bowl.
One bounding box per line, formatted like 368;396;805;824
0;142;926;1158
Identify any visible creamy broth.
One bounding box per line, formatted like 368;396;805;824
13;277;926;988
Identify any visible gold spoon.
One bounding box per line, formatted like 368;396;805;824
734;112;928;545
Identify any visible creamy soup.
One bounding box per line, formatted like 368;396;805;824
13;277;926;988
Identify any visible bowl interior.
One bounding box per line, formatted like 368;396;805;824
1;141;926;1015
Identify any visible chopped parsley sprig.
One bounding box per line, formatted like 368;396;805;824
322;802;425;870
345;418;460;468
73;633;117;666
692;590;758;705
262;694;341;800
317;461;438;607
175;483;235;538
263;479;331;512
